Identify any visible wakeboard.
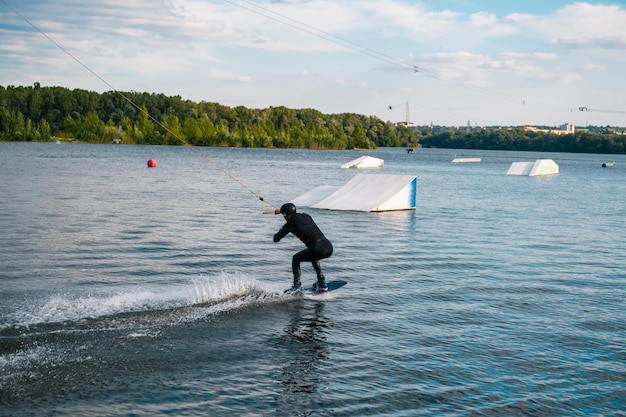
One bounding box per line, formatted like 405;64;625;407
284;280;348;295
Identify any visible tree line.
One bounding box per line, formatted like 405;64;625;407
0;83;416;149
417;126;626;154
1;83;624;154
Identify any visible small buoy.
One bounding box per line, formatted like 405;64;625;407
147;159;157;168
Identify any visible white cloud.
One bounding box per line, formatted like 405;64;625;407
362;0;461;35
551;36;626;49
580;62;606;71
469;11;518;35
206;68;253;83
526;2;626;50
558;72;584;83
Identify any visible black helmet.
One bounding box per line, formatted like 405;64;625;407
280;203;297;216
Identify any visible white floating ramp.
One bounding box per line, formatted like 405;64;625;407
341;155;384;169
291;174;417;212
452;157;481;163
507;159;559;176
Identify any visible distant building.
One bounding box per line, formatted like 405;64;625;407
522;123;574;135
558;123;575;134
395;121;414;127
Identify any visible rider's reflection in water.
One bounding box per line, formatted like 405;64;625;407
277;300;330;406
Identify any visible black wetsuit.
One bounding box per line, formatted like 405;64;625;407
273;213;333;283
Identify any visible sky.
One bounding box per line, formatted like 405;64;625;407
1;0;626;127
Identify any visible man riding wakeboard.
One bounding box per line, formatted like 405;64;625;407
273;203;333;292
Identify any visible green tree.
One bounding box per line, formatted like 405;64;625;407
134;105;155;144
182;117;203;144
38;118;52;141
0;109;26;140
161;114;182;145
78;111;105;141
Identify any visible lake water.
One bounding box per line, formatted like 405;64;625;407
1;142;625;416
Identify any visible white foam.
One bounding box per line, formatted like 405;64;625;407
189;270;261;304
124;329;162;339
0;343;93;387
3;271;281;329
301;290;341;300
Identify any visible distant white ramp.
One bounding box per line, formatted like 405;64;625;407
291;174;417;212
507;159;559;176
341;155;384;169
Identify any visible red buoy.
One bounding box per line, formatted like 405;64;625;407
147;159;157;168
